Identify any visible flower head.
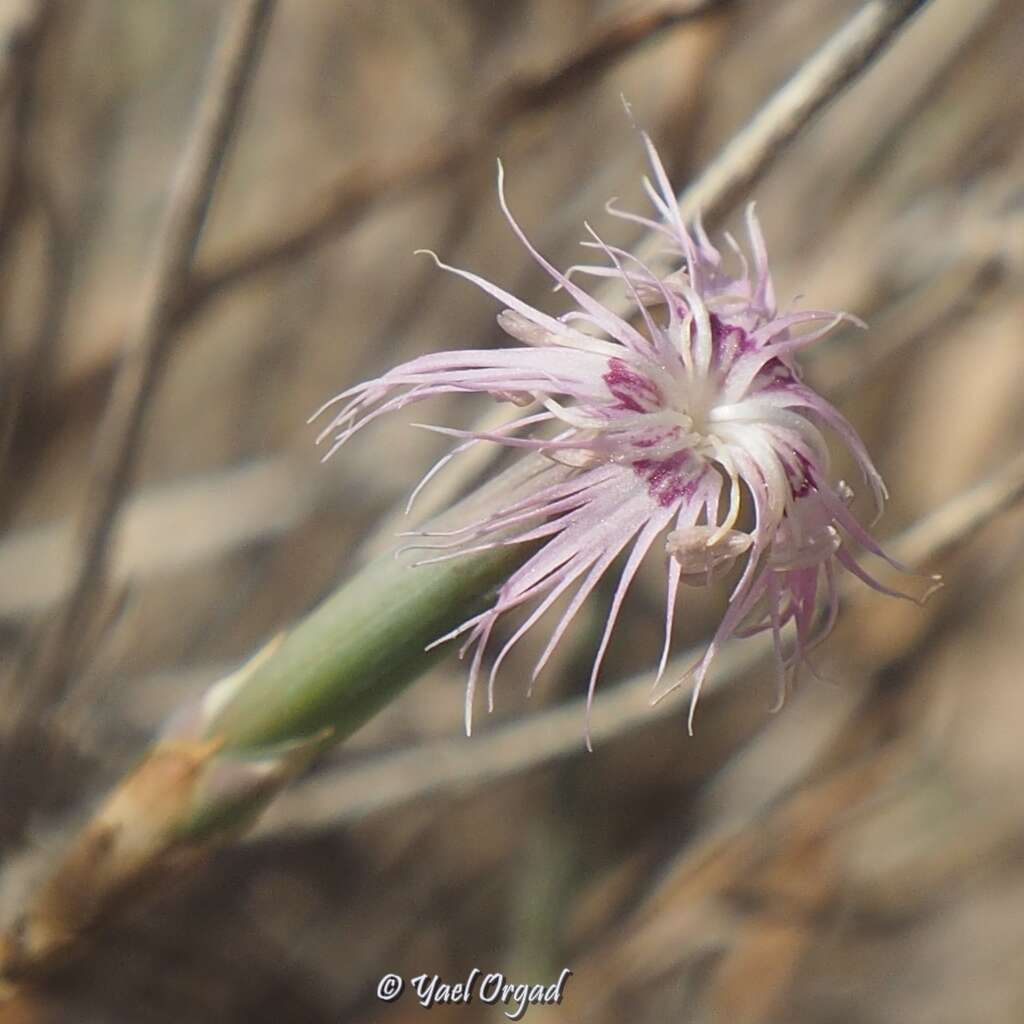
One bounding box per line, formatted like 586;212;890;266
315;135;933;743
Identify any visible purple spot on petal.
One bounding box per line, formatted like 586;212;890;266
603;357;662;413
787;451;817;499
633;450;699;507
709;314;754;374
630;427;679;450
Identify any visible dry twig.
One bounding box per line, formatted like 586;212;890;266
183;0;734;314
42;0;732;402
187;0;932;329
1;0;276;839
629;0;933;262
0;1;58;480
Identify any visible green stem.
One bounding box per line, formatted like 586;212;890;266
206;456;550;753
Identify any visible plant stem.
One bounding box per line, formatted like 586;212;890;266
0;457;550;981
205;457;546;754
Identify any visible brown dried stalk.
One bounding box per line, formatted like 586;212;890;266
7;0;275;743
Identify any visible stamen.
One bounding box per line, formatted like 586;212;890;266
707;467;742;545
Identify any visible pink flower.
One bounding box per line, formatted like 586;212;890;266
315;135;932;743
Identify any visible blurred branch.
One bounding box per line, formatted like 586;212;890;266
47;0;732;398
1;0;276;834
0;0;51;236
0;1;57;476
636;0;932;252
257;448;1024;836
0;1;50;102
182;0;733;312
155;0;930;330
0;457;320;617
828;253;1003;404
0;169;75;518
575;740;908;1022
